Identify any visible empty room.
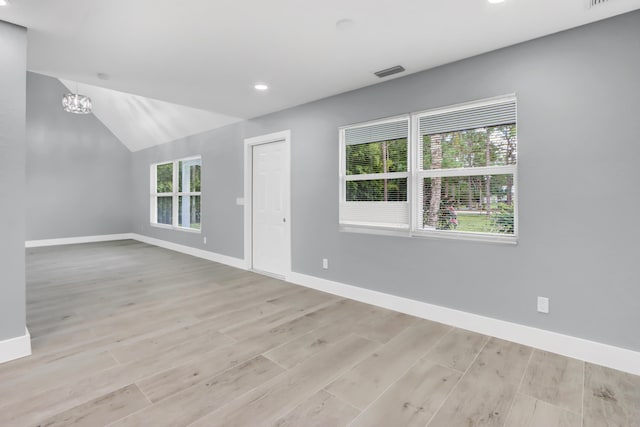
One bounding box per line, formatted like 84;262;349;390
1;1;640;426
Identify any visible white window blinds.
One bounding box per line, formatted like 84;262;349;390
344;120;409;146
340;117;410;229
418;98;516;136
415;95;517;238
338;95;518;242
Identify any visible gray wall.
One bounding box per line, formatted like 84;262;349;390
132;10;638;352
132;123;245;257
26;73;132;240
0;21;27;341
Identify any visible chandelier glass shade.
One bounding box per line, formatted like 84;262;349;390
62;92;92;114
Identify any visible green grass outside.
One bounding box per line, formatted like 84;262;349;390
456;212;493;233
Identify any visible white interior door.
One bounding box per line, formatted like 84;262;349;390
252;140;288;276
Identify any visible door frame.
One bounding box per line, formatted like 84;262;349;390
243;129;292;278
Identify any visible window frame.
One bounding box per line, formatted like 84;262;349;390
339;115;411;231
339;95;518;244
150;155;202;233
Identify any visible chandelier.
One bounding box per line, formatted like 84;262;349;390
62;83;92;114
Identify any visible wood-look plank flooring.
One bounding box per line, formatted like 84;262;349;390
0;240;637;426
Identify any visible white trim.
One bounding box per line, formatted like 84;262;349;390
339;225;410;237
416;164;516;178
0;328;31;365
130;233;246;270
149;223;202;234
336;225;518;244
150;155;202;230
243;130;292;276
25;233;134;248
412;229;518;244
344;171;409;182
410;111;419;233
24;232;245;269
287;272;640;377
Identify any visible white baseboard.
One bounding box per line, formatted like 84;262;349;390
0;328;31;365
287;272;640;377
24;233;246;270
130;233;246;270
22;232;640;376
25;233;135;248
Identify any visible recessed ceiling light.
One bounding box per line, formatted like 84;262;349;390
488;0;505;3
0;0;10;6
97;72;110;80
254;83;269;91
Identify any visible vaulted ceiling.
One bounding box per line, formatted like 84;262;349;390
59;79;242;151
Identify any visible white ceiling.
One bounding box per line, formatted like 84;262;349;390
60;79;242;151
2;0;640;120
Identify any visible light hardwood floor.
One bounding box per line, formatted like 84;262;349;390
1;240;638;426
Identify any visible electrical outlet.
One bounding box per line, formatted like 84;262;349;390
537;296;549;314
203;236;207;245
322;258;329;269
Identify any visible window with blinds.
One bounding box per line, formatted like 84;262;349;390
340;117;410;228
415;96;517;239
339;95;517;242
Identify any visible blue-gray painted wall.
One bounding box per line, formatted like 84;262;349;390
130;11;640;352
26;73;132;240
0;21;27;341
23;11;640;352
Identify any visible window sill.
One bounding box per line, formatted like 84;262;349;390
412;230;517;245
339;224;517;245
150;223;202;234
340;224;410;238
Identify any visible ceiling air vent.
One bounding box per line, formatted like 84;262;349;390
374;65;405;78
587;0;610;8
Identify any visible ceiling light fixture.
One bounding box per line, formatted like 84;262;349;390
254;83;269;91
0;0;10;6
488;0;505;3
62;82;92;114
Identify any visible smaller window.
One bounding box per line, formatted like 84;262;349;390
340;117;410;229
151;156;201;232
